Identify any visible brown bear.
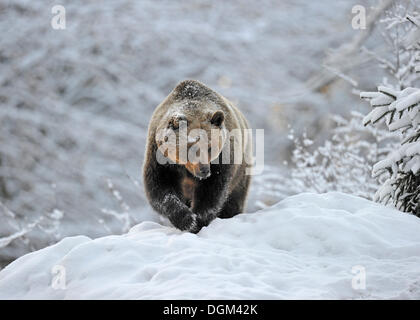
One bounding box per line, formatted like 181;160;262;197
143;80;252;233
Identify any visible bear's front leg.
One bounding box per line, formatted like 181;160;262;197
143;157;200;233
162;194;201;233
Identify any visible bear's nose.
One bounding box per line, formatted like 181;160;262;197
196;164;210;179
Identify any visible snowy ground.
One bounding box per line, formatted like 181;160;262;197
1;192;419;300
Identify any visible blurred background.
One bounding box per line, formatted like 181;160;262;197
1;0;394;266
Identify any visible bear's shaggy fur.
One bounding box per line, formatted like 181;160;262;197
143;80;252;232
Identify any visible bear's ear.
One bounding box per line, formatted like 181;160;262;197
211;110;225;127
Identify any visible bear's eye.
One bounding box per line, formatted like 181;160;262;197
168;116;187;130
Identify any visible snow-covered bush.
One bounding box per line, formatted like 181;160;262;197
0;201;63;267
285;2;420;201
289;112;396;199
360;10;420;216
292;2;420;215
361;86;420;215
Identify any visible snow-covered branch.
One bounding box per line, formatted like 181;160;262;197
361;86;419;213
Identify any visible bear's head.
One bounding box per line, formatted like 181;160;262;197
155;100;227;180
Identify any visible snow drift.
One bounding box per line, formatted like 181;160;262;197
0;192;420;299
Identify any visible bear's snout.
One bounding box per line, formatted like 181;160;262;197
196;163;210;179
186;161;211;179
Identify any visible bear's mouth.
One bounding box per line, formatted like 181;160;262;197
185;162;211;180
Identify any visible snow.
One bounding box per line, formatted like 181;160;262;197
395;89;420;112
1;192;420;300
